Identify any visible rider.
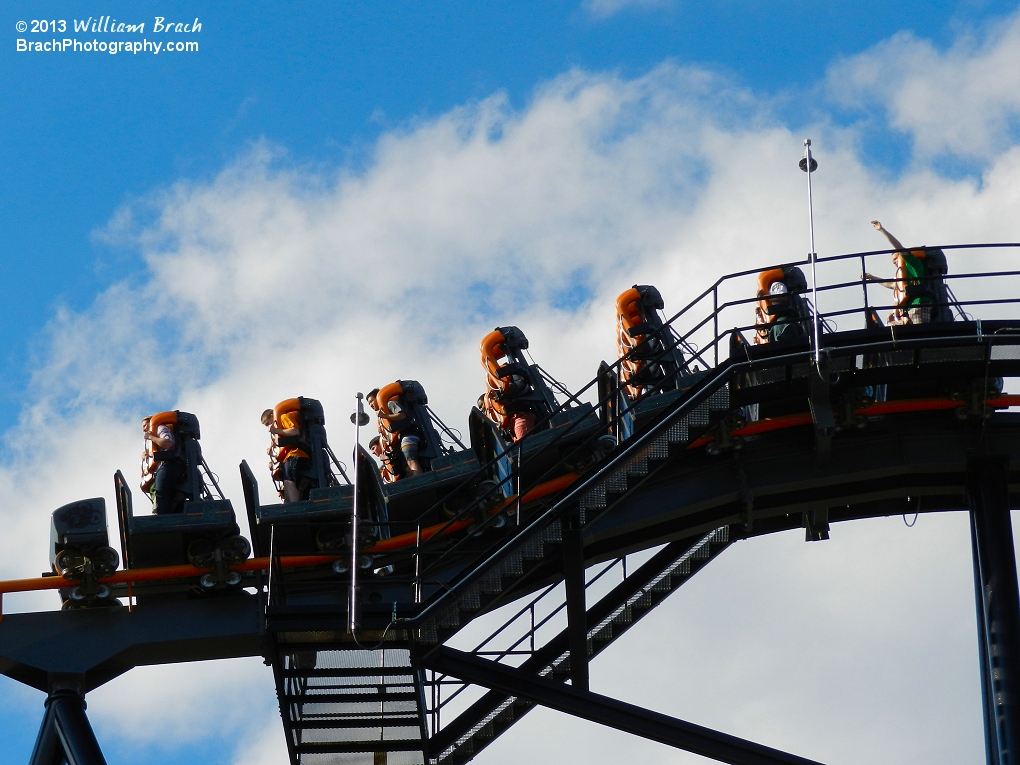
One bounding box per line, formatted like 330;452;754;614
865;220;936;326
143;415;184;514
369;434;404;483
262;406;311;503
754;267;809;344
367;388;424;477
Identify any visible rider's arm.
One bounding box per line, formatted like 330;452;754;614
871;220;906;252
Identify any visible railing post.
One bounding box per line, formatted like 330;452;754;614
968;457;1020;765
713;288;719;367
860;253;870;320
414;524;423;604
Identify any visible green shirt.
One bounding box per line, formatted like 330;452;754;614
901;251;931;305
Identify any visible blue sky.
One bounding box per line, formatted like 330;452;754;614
3;1;1020;764
3;0;1017;416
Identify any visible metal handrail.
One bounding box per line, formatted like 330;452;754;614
405;244;1020;587
402;314;1020;628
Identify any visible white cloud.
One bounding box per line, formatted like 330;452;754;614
89;658;277;745
583;0;673;20
828;12;1020;161
4;11;1020;763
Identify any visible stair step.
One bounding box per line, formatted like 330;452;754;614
709;384;730;410
626;448;649;476
648;434;669;460
521;536;545;560
543;520;563;543
437;605;461;629
479;570;503;595
460;585;481;611
611;604;633;625
605;468;628;493
649;574;672;592
689;402;710;427
500;551;524;577
667;420;689;443
580;484;607;511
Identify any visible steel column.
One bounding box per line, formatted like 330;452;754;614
29;687;107;765
562;509;589;691
423;646;824;765
968;457;1020;765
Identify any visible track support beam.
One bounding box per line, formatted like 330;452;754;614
423;646;824;765
808;362;834;467
29;678;107;765
968;457;1020;765
562;508;589;692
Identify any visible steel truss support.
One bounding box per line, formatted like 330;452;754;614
562;508;589;692
29;682;107;765
427;537;719;756
422;646;824;765
968;457;1020;765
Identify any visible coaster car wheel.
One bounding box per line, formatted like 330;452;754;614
69;583;111;602
317;524;349;553
565;434;618;474
55;550;86;577
220;535;251;565
90;546;120;578
200;571;242;589
187;539;216;568
442;479;502;520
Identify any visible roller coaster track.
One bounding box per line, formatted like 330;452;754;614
3;242;1020;765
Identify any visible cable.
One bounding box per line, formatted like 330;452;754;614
903;496;920;527
946;284;973;322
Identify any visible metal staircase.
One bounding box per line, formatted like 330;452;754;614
257;246;1020;764
402;372;739;763
413;374;736;649
257;363;740;764
271;636;428;765
430;526;731;764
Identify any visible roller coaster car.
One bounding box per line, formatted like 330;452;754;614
470;401;607;489
480;327;559;436
611;285;710;439
49;497;120;609
241;446;387;560
753;267;811;346
372;380;447;474
382;446;484;525
363;380;486;526
115;411;250;592
616;285;697;400
728;320;1020;423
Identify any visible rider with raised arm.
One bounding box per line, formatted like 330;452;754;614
865;220;937;326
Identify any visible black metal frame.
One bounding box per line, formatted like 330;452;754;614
423;647;823;765
968;457;1020;765
6;243;1020;765
29;684;106;765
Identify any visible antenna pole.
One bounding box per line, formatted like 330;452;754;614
349;392;368;634
801;139;821;365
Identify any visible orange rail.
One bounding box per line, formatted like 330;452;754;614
0;473;582;619
370;472;579;553
685;394;1020;451
4;394;1017;618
